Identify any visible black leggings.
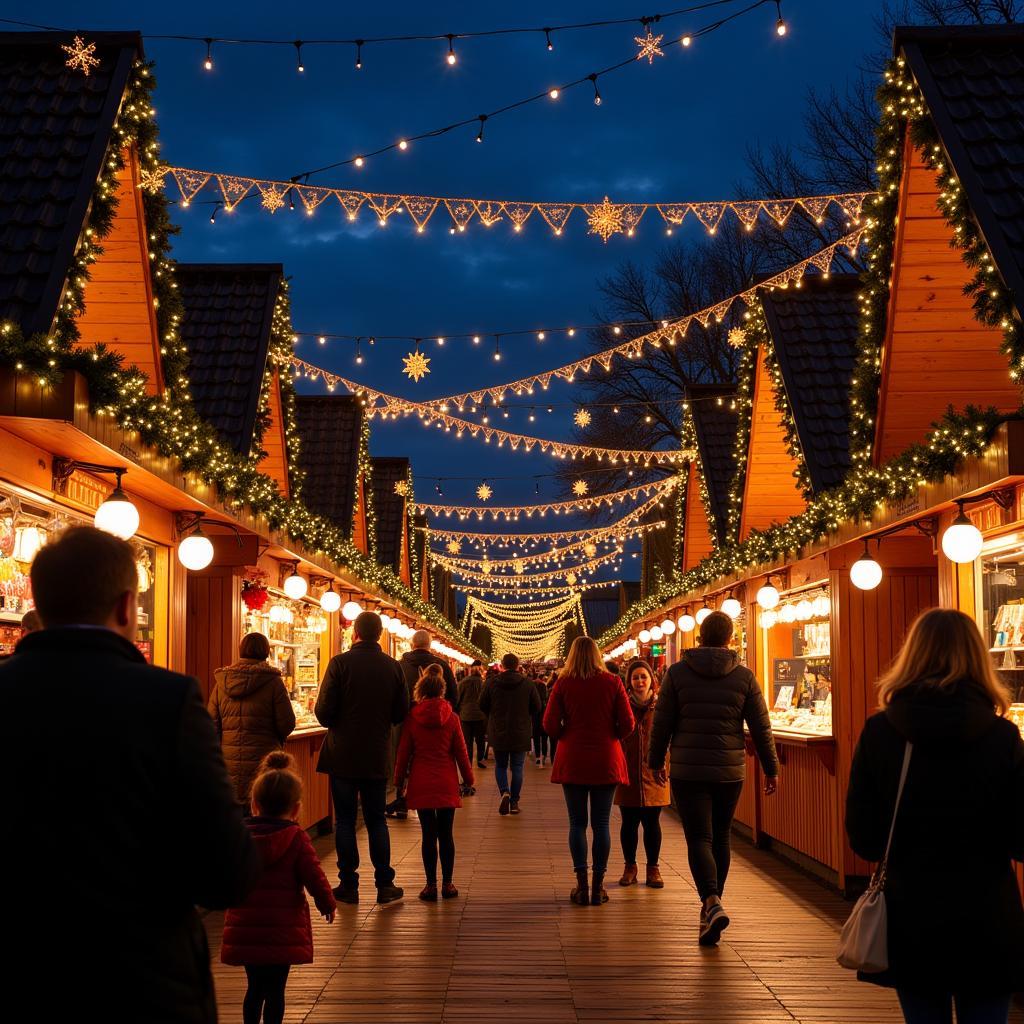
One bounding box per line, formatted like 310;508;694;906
418;807;456;884
243;964;290;1024
619;805;663;865
532;714;549;757
672;780;743;901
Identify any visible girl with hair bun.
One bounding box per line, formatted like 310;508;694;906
221;750;336;1024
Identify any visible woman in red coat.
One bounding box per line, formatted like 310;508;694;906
544;636;634;906
394;664;474;901
221;751;336;1024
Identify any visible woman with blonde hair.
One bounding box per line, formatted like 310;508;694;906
543;636;634;906
846;608;1024;1024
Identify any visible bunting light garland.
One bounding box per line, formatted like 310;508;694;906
454;576;618;598
465;591;587;662
157;167;866;242
439;545;624;586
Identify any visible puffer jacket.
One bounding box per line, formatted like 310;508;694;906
221;818;335;966
616;694;670;807
648;646;778;783
208;660;296;803
394;698;473;809
480;670;542;752
457;672;486;722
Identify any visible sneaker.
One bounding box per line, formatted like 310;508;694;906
510;798;521;815
333;885;359;904
698;900;730;946
498;792;511;816
442;882;459;900
376;884;405;906
419;884;438;902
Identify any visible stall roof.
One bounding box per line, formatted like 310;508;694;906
177;264;283;456
895;25;1024;319
761;274;860;495
0;32;141;337
293;395;363;535
685;384;739;545
371;457;411;574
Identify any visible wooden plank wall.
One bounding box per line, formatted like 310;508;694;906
285;732;331;830
739;346;807;540
76;147;164;394
185;567;242;701
874;138;1018;463
682;461;715;569
258;368;290;498
353;476;369;555
829;536;938;886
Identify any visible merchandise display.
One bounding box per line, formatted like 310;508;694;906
979;537;1024;718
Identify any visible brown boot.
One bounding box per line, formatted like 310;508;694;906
619;863;638;886
570;868;589;906
645;865;664;888
591;871;609;905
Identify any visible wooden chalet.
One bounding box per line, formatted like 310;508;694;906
371;457;414;589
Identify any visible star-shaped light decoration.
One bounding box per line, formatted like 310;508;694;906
572;480;589;497
393;479;411;497
574;409;592;428
512;559;525;575
634;29;665;64
476;483;493;501
481;559;492;575
586;196;624;243
446;539;461;555
259;185;287;214
62;35;100;76
728;327;747;349
402;349;431;382
566;572;578;586
583;542;598;557
138;164;169;195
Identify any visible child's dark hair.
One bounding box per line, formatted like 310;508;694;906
414;663;446;702
250;750;303;818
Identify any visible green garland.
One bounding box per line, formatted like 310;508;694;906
0;55;481;658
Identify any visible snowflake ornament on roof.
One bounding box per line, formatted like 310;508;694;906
62;36;100;76
728;327;747;349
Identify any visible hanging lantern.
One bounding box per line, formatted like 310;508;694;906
695;607;711;625
756;581;780;609
720;596;742;619
660;618;675;635
850;541;883;591
650;625;664;641
320;588;341;614
677;613;695;633
812;594;830;618
795;599;813;621
778;603;798;623
342;600;363;621
268;604;288;624
941;503;983;564
94;473;139;540
177;527;214;571
638;628;652;644
12;525;44;564
283;572;308;600
761;609;778;630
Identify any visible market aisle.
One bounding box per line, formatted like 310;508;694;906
204;766;1006;1024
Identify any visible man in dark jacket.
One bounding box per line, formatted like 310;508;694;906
649;611;778;946
2;527;259;1024
400;629;458;705
316;611;408;905
480;652;542;815
457;661;488;769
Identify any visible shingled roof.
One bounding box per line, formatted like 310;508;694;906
371;457;411;573
293;395;364;535
761;274;859;495
685;384;739;545
0;31;141;336
177;264;283;455
896;25;1024;320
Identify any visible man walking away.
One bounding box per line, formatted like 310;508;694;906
649;611;778;946
2;527;259;1023
316;611;409;905
400;629;458;706
480;652;541;815
457;660;488;773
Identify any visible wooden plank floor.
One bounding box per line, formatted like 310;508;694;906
204;764;1022;1024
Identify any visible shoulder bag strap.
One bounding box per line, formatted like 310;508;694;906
877;741;913;880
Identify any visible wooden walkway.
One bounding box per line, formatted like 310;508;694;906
204;765;1020;1024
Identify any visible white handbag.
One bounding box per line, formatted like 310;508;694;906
836;741;912;973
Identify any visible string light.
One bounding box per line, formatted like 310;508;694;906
294;40;304;72
203;37;213;70
775;1;787;36
446;34;457;64
548;87;560;99
590;74;603;105
476;115;486;143
355;40;363;69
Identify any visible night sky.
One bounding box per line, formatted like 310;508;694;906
13;1;879;588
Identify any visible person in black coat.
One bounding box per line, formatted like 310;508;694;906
649;611;778;946
479;652;542;815
2;527;259;1024
399;630;458;705
316;612;409;905
846;608;1024;1023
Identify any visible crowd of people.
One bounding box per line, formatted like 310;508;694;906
3;526;1021;1024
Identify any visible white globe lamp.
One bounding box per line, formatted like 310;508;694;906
756;581;780;609
941;505;983;564
320;589;341;614
177;529;214;571
94;475;139;540
761;609;778;630
380;613;392;631
650;626;664;641
695;607;711;625
677;613;695;633
342;600;363;621
660;618;676;635
638;628;652;644
812;595;830;618
283;573;308;600
779;603;798;623
850;544;883;591
721;596;742;619
795;599;813;621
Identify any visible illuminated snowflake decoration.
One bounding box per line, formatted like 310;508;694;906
634;29;665;64
259;185;287;214
728;327;747;349
574;408;592;428
512;559;525;575
572;480;589;497
583;542;598;557
446;539;461;555
62;35;100;76
402;349;431;382
481;559;492;575
138;164;169;195
586;196;624;243
393;479;411;497
476;483;493;501
566;572;578;586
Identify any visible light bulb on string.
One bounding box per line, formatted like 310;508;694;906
544;28;554;51
476;115;486;143
548;87;560;100
446;35;457;65
203;38;214;71
209;203;220;225
354;40;363;69
354;156;364;168
494;336;502;362
681;34;692;47
775;1;787;35
589;74;602;105
354;339;363;365
294;41;305;72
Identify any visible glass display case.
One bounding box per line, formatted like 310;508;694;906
758;585;833;737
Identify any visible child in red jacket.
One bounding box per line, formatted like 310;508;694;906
221;750;336;1024
394;664;474;901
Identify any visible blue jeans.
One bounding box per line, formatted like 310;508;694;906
494;750;526;799
896;990;1012;1024
562;783;617;873
330;777;395;890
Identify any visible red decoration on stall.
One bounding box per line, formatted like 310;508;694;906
242;567;269;611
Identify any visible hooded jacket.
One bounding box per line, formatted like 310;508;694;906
394;697;473;809
480;670;542;752
456;671;486;722
399;647;458;706
221;817;336;966
648;646;778;783
846;679;1024;993
209;659;296;803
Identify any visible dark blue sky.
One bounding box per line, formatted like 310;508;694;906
23;2;879;584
